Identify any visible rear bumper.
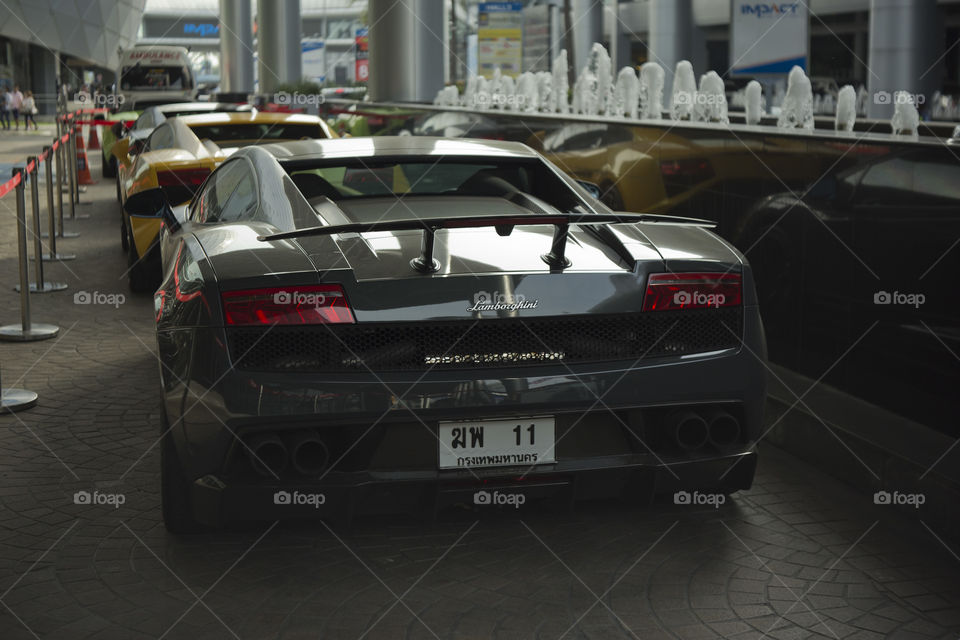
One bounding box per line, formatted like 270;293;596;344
190;449;758;526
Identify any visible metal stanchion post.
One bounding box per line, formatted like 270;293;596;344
55;135;78;238
67;127;77;220
17;157;67;293
0;359;38;412
0;168;59;343
41;146;75;260
71;122;81;204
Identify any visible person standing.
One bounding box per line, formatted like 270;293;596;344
9;85;23;130
22;90;38;130
0;87;9;130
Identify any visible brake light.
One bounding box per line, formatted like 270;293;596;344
156;168;210;188
659;158;713;178
642;273;741;311
222;285;355;325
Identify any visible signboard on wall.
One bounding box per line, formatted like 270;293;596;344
355;27;369;83
478;2;523;78
302;40;326;84
730;2;808;76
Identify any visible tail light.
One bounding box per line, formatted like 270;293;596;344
642;273;742;311
660;158;714;197
156;168;210;188
222;285;355;325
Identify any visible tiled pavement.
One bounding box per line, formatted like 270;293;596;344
0;155;958;640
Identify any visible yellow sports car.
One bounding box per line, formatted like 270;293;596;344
114;111;334;291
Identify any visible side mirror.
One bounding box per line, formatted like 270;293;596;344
123;188;182;233
111;137;132;167
129;139;144;155
576;180;603;200
111;122;126;138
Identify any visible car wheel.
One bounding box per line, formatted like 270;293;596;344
102;154;116;178
127;228;158;293
161;420;206;534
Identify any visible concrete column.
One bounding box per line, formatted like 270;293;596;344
571;0;604;73
220;0;254;95
257;0;302;95
867;0;938;119
28;45;58;115
368;0;444;103
649;0;693;87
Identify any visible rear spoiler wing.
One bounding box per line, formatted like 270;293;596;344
258;212;715;272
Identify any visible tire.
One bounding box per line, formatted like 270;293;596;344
102;153;116;178
126;227;159;293
161;424;206;534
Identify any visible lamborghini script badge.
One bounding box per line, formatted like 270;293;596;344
467;291;539;312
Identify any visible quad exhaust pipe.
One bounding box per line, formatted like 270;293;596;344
284;430;330;476
246;430;330;477
247;433;288;477
671;411;709;451
706;409;741;449
668;408;741;452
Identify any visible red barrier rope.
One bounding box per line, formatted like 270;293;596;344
0;171;22;198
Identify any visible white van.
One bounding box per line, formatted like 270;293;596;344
116;46;196;110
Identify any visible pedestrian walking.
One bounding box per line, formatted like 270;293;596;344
22;90;38;130
0;87;9;130
9;85;23;130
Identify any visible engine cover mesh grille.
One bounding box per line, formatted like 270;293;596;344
227;308;743;372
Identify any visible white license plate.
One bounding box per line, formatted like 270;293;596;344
438;416;556;469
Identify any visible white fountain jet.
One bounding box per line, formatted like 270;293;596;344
777;66;814;130
639;62;664;119
670;60;696;121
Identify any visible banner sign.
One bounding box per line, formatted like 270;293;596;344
478;2;523;78
730;2;808;76
355;27;369;83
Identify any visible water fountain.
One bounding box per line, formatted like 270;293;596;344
777;66;814;130
639;62;664;119
516;72;539;113
745;80;763;125
836;85;856;131
891;91;920;137
695;70;727;123
670;60;696;121
552;50;569;114
614;66;639;119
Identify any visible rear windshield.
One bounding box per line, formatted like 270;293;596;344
188;123;323;146
121;65;192;91
285;158;586;212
